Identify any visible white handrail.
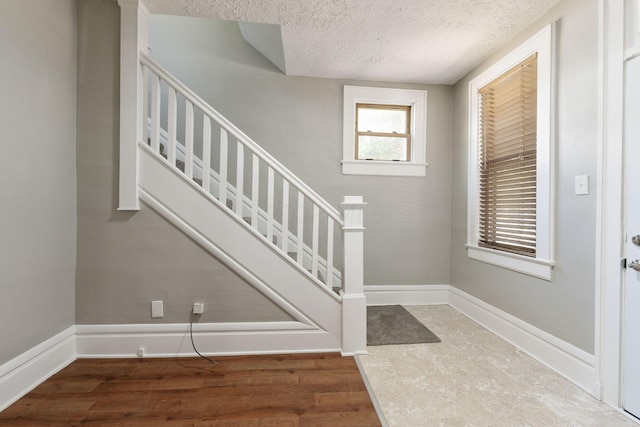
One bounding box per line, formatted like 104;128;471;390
140;53;343;224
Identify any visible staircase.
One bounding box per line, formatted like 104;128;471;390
122;52;366;355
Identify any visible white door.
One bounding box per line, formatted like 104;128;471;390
624;54;640;420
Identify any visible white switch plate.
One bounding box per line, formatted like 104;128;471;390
151;300;163;318
575;175;589;195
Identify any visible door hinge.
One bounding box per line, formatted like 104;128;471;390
622;258;627;269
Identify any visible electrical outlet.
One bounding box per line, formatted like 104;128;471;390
151;300;163;318
193;302;204;315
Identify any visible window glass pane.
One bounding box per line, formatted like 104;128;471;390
357;105;408;133
357;136;408;161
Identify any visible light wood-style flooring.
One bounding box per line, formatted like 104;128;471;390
0;353;381;426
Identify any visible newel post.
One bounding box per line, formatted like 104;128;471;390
117;0;150;210
341;196;367;355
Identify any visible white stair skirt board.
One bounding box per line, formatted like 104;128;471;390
0;326;76;412
448;287;597;396
364;284;597;396
138;144;342;349
364;284;451;306
76;322;340;358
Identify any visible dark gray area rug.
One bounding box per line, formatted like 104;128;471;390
367;305;441;346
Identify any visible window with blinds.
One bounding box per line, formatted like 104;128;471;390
477;53;538;257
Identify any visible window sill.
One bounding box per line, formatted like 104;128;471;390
466;245;555;281
341;160;427;177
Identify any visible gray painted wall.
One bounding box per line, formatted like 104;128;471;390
75;0;290;324
0;0;77;364
450;0;598;353
0;0;600;364
149;16;454;287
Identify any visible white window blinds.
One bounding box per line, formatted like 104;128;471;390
478;53;538;257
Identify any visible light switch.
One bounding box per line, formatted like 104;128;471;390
575;175;589;195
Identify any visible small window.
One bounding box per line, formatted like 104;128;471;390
356;104;411;161
342;86;427;176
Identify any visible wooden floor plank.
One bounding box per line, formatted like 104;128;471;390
0;353;381;426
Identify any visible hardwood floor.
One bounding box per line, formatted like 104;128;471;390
0;353;381;426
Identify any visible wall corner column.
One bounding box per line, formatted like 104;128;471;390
596;0;625;407
341;196;366;355
117;0;150;211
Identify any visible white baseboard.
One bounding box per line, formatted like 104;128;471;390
448;287;597;394
0;287;601;412
76;321;340;358
0;326;76;412
364;284;597;396
364;284;450;306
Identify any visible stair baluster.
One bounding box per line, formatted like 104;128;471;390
202;117;211;193
184;101;194;180
235;143;244;217
167;87;177;167
219;129;228;204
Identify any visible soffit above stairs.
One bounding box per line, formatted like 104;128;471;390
144;0;561;85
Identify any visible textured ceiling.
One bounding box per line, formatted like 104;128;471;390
145;0;561;85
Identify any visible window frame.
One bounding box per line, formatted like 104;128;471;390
343;86;427;176
467;23;556;281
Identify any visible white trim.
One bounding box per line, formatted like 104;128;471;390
594;0;607;403
341;293;367;356
341;160;428;177
117;0;149;210
448;287;597;394
76;323;339;358
466;245;555;281
0;326;76;412
342;86;427;177
364;284;450;306
596;0;626;408
467;23;556;279
77;321;314;334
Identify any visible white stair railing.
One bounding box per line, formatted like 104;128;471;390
144;119;343;286
139;54;360;295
